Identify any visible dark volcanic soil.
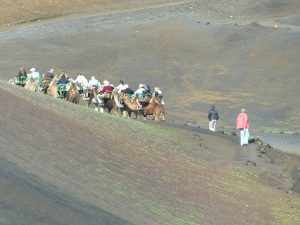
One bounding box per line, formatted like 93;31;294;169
1;1;300;225
1;81;300;224
1;0;300;132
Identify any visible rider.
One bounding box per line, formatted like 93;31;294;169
154;87;162;96
98;80;114;94
123;84;134;95
28;68;40;82
17;66;27;78
143;84;151;94
74;73;88;95
84;76;101;98
154;87;165;105
16;66;27;85
87;76;101;88
116;80;126;93
57;74;69;85
44;68;55;80
57;74;70;97
135;84;145;110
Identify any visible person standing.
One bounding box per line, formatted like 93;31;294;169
236;109;250;146
208;105;219;132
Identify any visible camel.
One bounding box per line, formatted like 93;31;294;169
120;94;141;119
141;96;165;121
103;93;121;116
24;77;39;92
66;82;80;104
86;85;101;111
45;78;58;97
87;87;120;116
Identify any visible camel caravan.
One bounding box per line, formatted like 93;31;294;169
10;67;166;121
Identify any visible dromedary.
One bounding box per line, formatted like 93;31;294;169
87;87;120;116
45;79;58;97
141;96;165;121
24;77;39;92
121;94;141;119
100;90;121;116
66;82;80;104
87;86;101;111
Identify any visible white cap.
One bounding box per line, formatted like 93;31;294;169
30;68;35;72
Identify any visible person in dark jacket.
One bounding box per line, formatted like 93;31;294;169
123;84;134;95
57;74;69;97
208;105;219;132
17;66;27;77
44;68;55;80
57;74;69;85
143;85;151;94
16;66;27;86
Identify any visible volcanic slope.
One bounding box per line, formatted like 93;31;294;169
1;81;300;224
1;0;300;132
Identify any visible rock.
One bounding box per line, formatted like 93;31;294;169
264;143;272;148
293;131;299;135
260;148;267;154
255;136;264;146
249;136;255;143
231;132;236;136
280;130;284;134
245;160;257;166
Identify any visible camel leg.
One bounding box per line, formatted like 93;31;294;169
134;111;139;119
114;108;120;117
122;110;127;118
161;114;166;121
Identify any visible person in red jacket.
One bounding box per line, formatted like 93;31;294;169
99;80;114;94
236;109;249;146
